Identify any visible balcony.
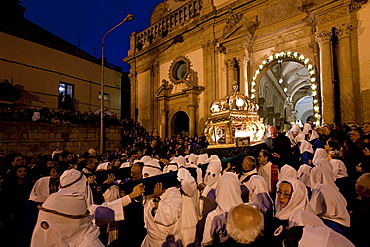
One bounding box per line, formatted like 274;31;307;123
135;0;202;51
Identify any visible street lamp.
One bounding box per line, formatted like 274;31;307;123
100;14;134;154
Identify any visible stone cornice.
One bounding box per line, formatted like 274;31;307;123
313;0;351;15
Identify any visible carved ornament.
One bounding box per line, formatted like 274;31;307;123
314;0;351;15
223;10;244;35
318;7;347;24
227;44;247;54
315;29;332;43
253;27;312;52
350;0;369;12
334;23;352;37
202;39;217;53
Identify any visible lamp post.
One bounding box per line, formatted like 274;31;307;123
100;14;134;154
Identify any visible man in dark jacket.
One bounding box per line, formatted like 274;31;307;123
264;126;292;169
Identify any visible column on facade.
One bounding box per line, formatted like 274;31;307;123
258;98;265;119
202;40;217;127
316;29;335;124
159;109;167;138
267;106;274;126
129;71;137;121
336;24;356;124
238;56;249;96
188;104;196;137
275;112;281;129
225;58;236;94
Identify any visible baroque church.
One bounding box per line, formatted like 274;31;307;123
123;0;370;138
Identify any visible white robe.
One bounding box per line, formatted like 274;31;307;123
178;168;199;247
257;161;274;193
202;172;242;246
141;187;183;247
243;174;274;214
31;189;104;247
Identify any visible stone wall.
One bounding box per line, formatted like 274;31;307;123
0;121;123;157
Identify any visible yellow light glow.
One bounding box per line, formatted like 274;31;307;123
236;98;244;107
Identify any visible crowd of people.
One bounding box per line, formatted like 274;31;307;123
0;106;123;126
0;121;369;247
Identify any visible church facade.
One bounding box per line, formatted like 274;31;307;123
124;0;370;137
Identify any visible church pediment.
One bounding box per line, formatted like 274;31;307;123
218;11;257;45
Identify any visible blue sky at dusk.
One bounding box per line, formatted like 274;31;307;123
21;0;163;72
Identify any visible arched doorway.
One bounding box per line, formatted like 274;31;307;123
252;52;320;129
172;111;189;135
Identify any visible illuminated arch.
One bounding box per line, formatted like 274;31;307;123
251;51;320;126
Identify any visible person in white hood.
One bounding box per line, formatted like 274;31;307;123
31;190;104;247
202;172;243;246
59;169;144;223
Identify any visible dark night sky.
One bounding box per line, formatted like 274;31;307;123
21;0;163;72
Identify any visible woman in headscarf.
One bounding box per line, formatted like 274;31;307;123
308;130;323;151
278;165;298;181
308;183;350;236
309;167;337;189
298;140;314;166
288;209;327;228
275;178;309;221
313;158;333;172
312;148;329;165
284;225;355;247
202;172;243;246
297;164;312;188
264;178;309;247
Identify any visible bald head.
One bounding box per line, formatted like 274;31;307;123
268;126;279;138
227;203;264;244
356;173;370;197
